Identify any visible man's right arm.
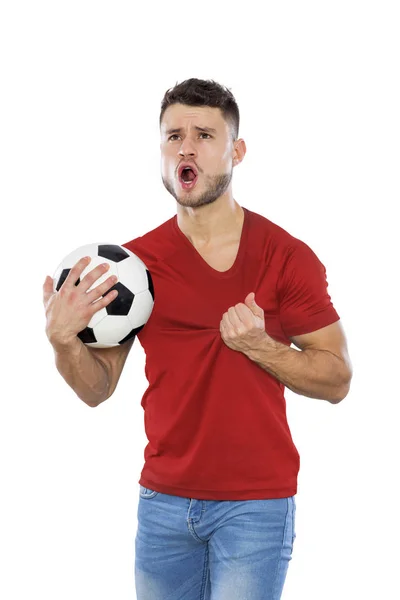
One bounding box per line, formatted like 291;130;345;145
43;257;135;407
51;337;135;407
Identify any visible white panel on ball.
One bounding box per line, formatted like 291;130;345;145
128;289;154;328
117;253;149;293
92;315;133;345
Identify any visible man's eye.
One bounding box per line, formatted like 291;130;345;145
168;133;211;141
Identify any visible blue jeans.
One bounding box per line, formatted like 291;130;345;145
135;485;296;599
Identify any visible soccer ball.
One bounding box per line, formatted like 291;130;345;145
53;243;154;348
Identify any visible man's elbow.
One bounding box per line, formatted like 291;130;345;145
330;368;353;404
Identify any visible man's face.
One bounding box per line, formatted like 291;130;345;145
160;104;240;209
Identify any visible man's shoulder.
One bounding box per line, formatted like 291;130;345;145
122;213;177;265
246;207;306;254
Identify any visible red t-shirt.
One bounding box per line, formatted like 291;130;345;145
123;206;340;500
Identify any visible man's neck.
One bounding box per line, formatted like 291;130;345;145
176;201;244;246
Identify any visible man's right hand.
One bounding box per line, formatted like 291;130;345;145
43;256;119;350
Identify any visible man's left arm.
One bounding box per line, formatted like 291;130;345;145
220;293;353;404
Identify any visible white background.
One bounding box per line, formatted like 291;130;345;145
1;1;398;599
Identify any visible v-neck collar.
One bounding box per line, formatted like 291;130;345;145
172;206;249;279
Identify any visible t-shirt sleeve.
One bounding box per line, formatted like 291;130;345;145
277;241;340;338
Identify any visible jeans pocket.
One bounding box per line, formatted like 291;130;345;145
139;485;159;499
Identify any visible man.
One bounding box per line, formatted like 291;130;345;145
43;78;352;600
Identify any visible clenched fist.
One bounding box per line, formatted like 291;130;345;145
220;292;270;354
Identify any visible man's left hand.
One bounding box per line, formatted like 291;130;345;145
220;292;274;354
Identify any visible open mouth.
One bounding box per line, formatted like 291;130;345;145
179;166;198;189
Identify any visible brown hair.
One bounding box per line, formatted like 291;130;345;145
160;78;240;141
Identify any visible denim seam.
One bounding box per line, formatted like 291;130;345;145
271;496;291;600
199;544;210;600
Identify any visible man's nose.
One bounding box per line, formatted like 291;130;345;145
178;137;197;156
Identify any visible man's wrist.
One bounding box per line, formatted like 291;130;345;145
50;335;82;356
244;331;287;363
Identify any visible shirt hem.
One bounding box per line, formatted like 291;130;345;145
139;477;297;500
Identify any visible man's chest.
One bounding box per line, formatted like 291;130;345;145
139;255;286;345
193;239;240;272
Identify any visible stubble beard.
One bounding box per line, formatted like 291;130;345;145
162;170;233;209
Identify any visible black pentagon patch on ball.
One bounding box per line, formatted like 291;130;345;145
104;282;134;316
146;269;155;300
98;244;130;263
119;324;145;345
56;268;80;291
77;327;97;344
